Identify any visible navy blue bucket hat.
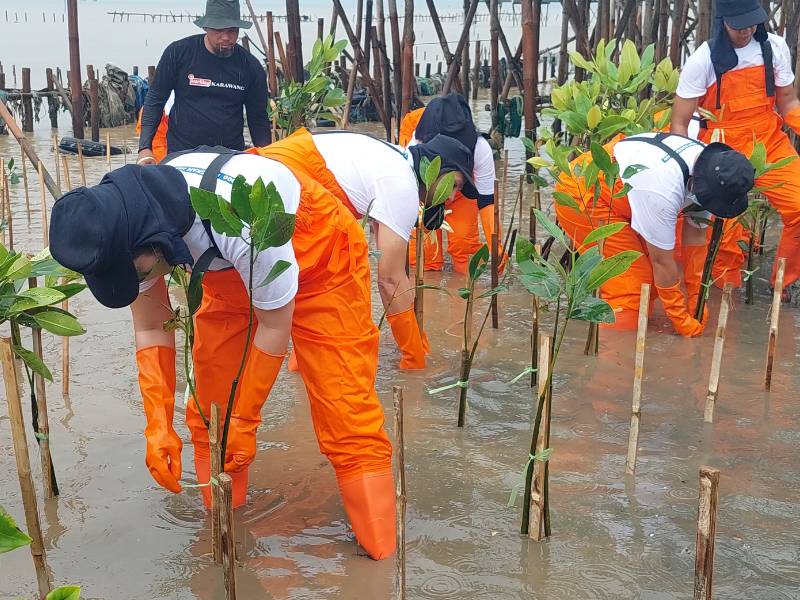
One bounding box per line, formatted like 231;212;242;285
50;165;195;308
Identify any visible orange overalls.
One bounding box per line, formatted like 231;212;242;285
695;65;800;290
399;108;490;274
554;138;657;330
187;156;395;559
135;109;170;162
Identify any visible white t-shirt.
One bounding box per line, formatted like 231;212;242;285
312;132;420;241
407;132;496;197
139;153;301;310
614;133;709;250
676;33;795;99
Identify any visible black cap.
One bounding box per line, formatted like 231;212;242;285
418;134;478;199
716;0;767;29
692;143;753;218
50;165;195;309
415;93;479;153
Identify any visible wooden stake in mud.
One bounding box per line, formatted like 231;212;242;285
62;154;73;192
67;0;85;140
37;161;49;245
2;167;12;250
76;142;87;187
218;473;237;600
457;269;474;428
106;131;112;172
21;150;31;223
530;243;541;388
209;403;222;564
694;466;720;600
53;135;61;189
1;338;52;597
528;333;552;540
29;279;58;498
413;218;425;330
626;283;650;475
695;218;725;320
392;386;406;600
764;257;786;391
61;281;70;398
705;284;732;423
491;179;500;329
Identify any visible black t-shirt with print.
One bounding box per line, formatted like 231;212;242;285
139;34;270;153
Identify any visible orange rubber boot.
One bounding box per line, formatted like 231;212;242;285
386;307;427;370
478;204;508;275
682;244;709;323
194;452;249;509
337;471;397;560
287;349;299;372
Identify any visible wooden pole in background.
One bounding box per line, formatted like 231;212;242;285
393;386;406;600
441;0;481;95
490;179;500;329
625;283;650;475
705;283;732;423
388;0;402;137
53;134;62;189
76;142;86;187
694;466;720;600
210;404;222;564
88;65;99;142
764;257;786;391
66;0;85;139
1;338;52;597
489;0;500;129
219;473;238;600
21;68;34;132
2;166;13;250
530;243;541;388
529;333;551;541
400;0;415;121
266;12;278;97
521;0;539;151
285;0;304;83
106;131;112;172
472;39;481;100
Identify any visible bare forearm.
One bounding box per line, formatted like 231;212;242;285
379;270;414;314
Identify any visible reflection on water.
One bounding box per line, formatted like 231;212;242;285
1;98;798;599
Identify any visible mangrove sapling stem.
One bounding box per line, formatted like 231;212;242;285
1;338;52;597
2;169;12;250
705;284;732;423
457;271;474;428
219;473;238;600
414;218;425;330
210;403;222;564
62;277;70;397
37;161;48;245
764;257;786;391
625;283;650;476
694;466;720;600
392;386;406;600
758;213;768;255
526;334;551;540
745;229;755;305
695;218;725;320
21;150;31;223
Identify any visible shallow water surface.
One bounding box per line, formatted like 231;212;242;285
1;112;799;599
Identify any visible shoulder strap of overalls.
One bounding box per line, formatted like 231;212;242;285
616;133;701;185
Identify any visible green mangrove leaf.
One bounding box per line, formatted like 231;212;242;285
45;586;82;600
518;258;562;300
8;287;66;315
249;178;268;219
3;254;32;282
478;283;508;299
583;222;627;246
256;212;296;249
612;182;633;198
457;287;472;300
189;187;220;220
0;505;32;554
259;260;293;287
52;283;87;301
467;244;490;282
585;250;642;291
33;310;86;337
230;175;252;224
424;156;442;188
432;171;456;206
622;164;648;179
553;191;580;211
569;50;594;73
515;238;536;264
187;271;204;316
532;209;569;249
590;141;613;174
13;344;53;382
215;198;245;238
570;294;616;323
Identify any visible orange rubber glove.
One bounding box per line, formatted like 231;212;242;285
656;282;705;337
386;307;427;370
682;244;709;323
137;346;182;493
479;204;508;275
223;347;285;473
783;104;800;135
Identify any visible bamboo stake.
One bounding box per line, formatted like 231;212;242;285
529;333;551;540
413;219;424;330
1;338;52;597
705;283;732;423
3;169;12;250
530;243;541;388
76;142;86;186
457;269;474;428
694;466;720;600
61;155;73;192
392;386;406;600
28;278;58;499
764;257;786;391
61;277;70;398
21;150;31;223
106;131;112;172
625;283;650;475
53;135;61;189
219;473;237;600
37;161;49;245
491;180;500;329
210;404;222;564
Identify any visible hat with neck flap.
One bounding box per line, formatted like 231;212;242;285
415;93;479;153
708;0;772;109
50;165;196;309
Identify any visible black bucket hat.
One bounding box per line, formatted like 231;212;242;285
692;143;754;218
415;93;479;153
50;165;195;309
715;0;767;29
414;134;478;199
195;0;252;30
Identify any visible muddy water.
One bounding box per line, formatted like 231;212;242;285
1;106;799;599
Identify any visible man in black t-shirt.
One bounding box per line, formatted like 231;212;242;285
137;0;270;165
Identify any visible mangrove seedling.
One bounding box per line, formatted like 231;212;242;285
511;211;640;537
268;35;348;138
